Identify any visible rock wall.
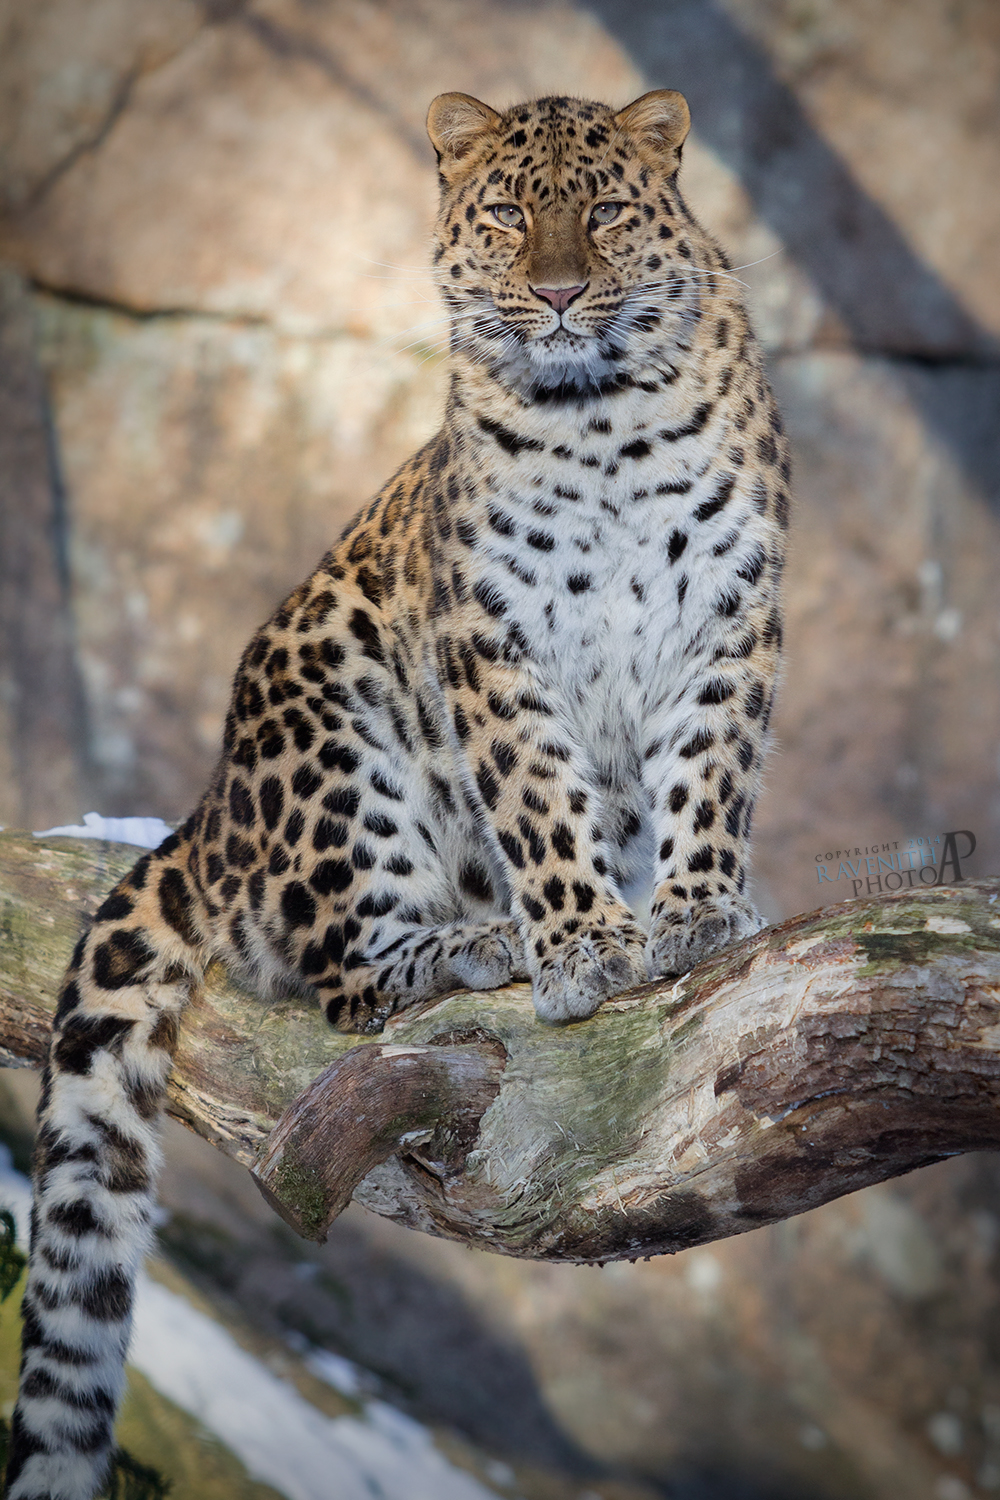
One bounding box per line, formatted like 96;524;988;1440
2;3;1000;1497
1;0;997;917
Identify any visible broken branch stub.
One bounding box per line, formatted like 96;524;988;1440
2;831;1000;1261
252;1038;507;1239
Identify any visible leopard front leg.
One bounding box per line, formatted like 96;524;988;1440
449;653;646;1022
641;620;779;978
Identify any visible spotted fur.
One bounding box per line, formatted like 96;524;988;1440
8;90;788;1498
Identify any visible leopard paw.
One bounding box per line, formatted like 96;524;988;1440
646;892;762;979
447;920;529;990
531;922;647;1023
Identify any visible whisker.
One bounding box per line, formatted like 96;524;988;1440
376;307;485;343
684;271;751;289
725;250;782;274
363;238;772;376
354;256;439;273
382;318;481;353
355;272;444;283
370;297;443;309
383;319;485;357
634;271;750;295
376;321;452;351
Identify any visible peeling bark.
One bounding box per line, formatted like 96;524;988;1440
1;830;999;1261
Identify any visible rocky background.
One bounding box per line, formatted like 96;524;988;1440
1;1;999;1497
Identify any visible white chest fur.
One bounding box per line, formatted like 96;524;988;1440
463;386;766;731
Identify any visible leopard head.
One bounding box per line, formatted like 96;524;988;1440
426;91;712;398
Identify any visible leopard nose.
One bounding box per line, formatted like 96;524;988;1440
531;283;588;313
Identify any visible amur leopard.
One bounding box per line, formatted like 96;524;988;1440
8;89;788;1499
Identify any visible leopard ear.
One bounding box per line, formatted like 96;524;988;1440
614;90;691;159
426;93;501;176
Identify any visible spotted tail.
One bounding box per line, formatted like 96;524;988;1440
5;829;207;1500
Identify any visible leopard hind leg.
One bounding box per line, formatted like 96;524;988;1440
302;798;527;1032
321;914;528;1033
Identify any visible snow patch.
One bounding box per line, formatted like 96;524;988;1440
33;812;175;850
0;1150;499;1500
302;1344;366;1398
129;1279;500;1500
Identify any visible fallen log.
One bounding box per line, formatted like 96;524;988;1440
1;829;998;1261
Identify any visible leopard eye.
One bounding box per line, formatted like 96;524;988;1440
489;204;526;230
589;202;624;229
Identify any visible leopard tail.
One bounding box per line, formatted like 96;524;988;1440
5;827;208;1500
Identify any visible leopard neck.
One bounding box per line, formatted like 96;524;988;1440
442;322;728;456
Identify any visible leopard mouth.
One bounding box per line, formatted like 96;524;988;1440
459;300;625;395
536;325;593;351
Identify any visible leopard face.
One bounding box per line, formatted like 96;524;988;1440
427;91;710;397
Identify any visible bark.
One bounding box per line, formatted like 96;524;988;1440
2;829;999;1262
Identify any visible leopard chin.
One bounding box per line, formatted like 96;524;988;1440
497;335;623;397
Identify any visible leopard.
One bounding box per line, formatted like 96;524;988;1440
6;88;789;1500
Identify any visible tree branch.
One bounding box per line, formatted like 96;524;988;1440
2;830;999;1261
